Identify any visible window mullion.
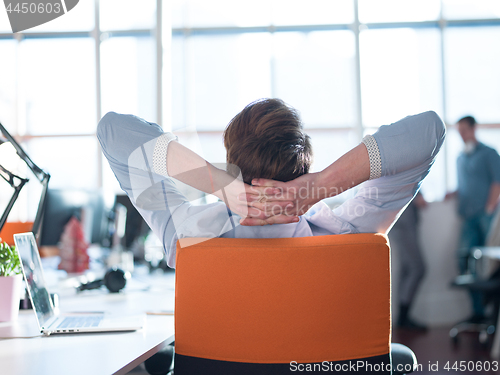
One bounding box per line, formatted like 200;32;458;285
439;0;449;192
94;0;102;188
353;0;364;141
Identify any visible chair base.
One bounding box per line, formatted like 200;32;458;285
145;345;174;375
145;345;418;375
449;321;496;345
450;272;500;346
391;343;417;375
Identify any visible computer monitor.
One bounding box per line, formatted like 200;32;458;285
40;189;109;246
114;195;150;249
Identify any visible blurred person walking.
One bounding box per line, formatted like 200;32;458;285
390;192;427;331
446;115;500;322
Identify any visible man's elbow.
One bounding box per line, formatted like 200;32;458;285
96;112;120;149
97;112;118;137
417;111;446;158
424;110;446;143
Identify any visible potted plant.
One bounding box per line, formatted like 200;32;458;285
0;240;23;322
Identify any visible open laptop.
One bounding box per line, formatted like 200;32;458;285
14;232;145;336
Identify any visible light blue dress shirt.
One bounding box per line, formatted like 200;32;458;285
97;111;445;268
457;142;500;218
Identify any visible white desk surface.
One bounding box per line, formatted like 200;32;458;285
0;270;175;375
475;246;500;260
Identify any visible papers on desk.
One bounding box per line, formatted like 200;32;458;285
146;311;174;316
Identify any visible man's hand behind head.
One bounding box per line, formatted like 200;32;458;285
238;173;325;226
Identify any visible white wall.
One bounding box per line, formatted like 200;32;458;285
390;199;472;327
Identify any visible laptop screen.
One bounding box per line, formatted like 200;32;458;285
14;233;55;328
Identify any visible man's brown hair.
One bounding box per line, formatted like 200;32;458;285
458;115;477;128
223;98;312;184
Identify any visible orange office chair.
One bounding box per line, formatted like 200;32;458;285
173;233;417;375
0;222;33;246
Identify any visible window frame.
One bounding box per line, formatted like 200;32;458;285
0;0;499;204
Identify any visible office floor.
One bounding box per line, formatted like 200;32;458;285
125;328;498;375
393;327;497;374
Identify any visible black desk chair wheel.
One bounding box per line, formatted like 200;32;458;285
145;344;174;375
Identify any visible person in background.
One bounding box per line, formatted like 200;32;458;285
389;192;427;331
446;115;500;322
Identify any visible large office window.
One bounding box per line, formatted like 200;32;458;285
171;0;500;202
1;0;500;224
0;0;160;222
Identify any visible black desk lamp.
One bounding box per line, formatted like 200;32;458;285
0;122;50;236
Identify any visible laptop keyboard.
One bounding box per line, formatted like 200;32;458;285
57;316;103;329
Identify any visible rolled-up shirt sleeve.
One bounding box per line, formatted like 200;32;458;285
361;134;382;180
334;111;446;234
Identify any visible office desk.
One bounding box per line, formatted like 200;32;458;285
0;271;175;375
476;247;500;261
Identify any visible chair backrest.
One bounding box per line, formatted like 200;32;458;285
0;222;33;246
174;233;391;373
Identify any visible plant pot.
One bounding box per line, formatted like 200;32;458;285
0;274;23;322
